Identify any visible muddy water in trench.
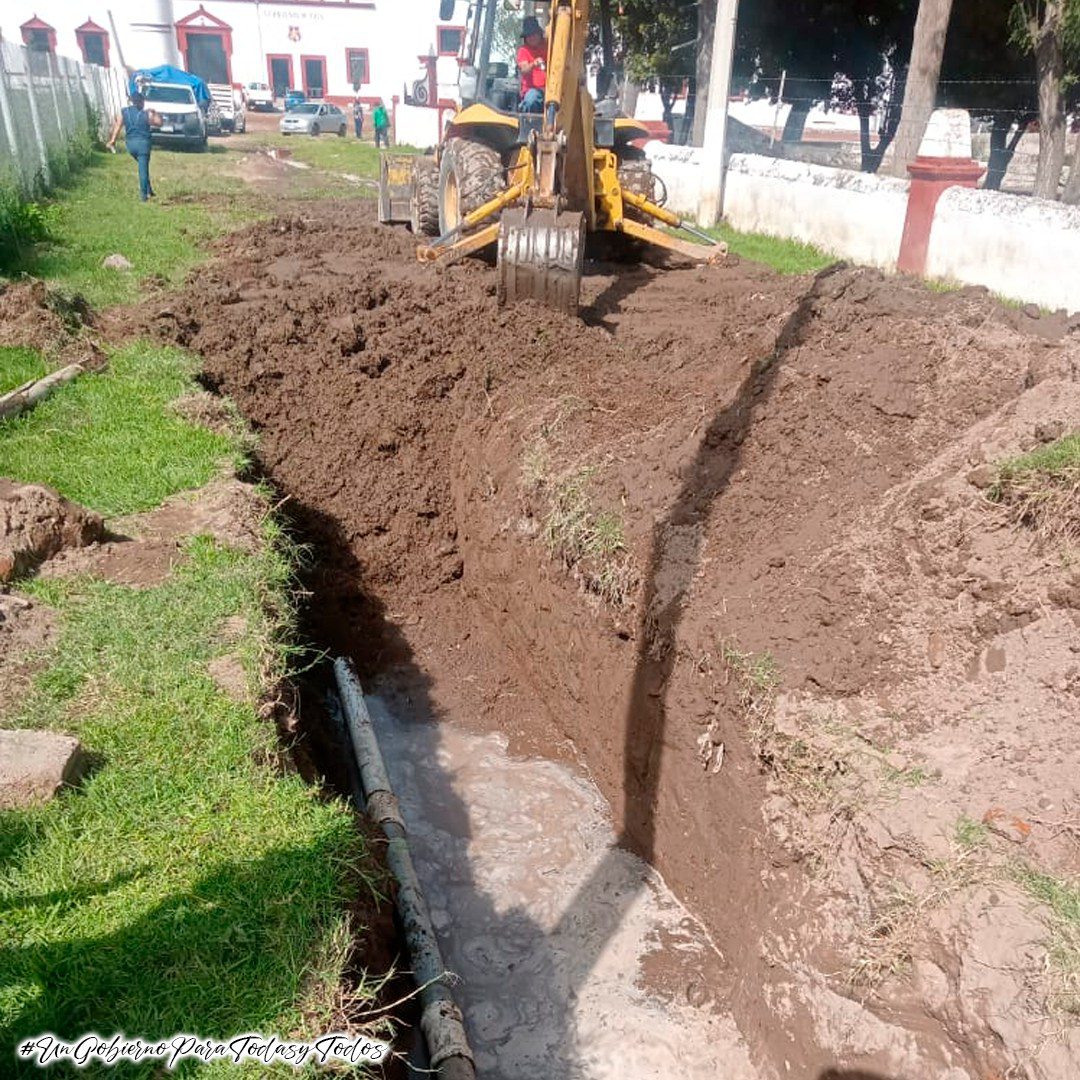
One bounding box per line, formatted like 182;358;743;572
367;680;759;1080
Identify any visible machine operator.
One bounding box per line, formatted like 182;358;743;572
517;15;547;113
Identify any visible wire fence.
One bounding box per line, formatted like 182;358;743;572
0;41;127;197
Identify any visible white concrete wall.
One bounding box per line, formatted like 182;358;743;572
645;146;910;271
394;102;444;149
724;154;910;271
926;187;1080;312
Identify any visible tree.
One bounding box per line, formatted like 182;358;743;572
888;0;955;176
939;2;1037;191
614;0;699;140
692;0;717;146
1011;0;1071;198
736;0;918;171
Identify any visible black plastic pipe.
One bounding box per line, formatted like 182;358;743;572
332;657;475;1080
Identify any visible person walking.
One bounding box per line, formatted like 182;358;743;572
106;92;162;202
353;98;365;139
373;100;390;148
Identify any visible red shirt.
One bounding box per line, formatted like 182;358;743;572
517;42;547;95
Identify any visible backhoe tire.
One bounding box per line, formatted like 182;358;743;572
438;137;503;235
411;157;440;236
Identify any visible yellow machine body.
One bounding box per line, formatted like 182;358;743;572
383;0;725;313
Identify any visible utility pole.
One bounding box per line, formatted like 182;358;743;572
696;0;740;227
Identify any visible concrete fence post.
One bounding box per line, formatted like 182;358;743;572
0;45;27;193
45;53;66;146
23;51;51;188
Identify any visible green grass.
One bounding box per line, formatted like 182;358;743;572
0;343;237;516
991;432;1080;545
0;139;390;1074
706;222;835;275
6;150;256;308
0;535;382;1075
248;133;398;182
954;814;991;850
540;467;632;606
1012;867;1080;1015
0;348;46;395
995;432;1080;488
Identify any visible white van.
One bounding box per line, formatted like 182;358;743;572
245;82;274;111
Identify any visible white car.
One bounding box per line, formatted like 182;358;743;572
144;82;207;151
245;82;274;111
279;102;347;137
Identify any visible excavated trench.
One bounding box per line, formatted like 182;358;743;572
157;199;1080;1078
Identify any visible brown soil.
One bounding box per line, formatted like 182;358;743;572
0;591;56;721
0;279;104;370
42;478;266;587
156;199;1080;1079
0;480;105;582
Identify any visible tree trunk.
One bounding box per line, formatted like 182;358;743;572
985;114;1031;191
692;0;716;147
597;0;616;101
1063;128;1080;204
781;100;810;144
887;0;955;177
1032;9;1066;200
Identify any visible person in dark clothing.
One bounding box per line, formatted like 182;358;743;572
353;99;364;139
106;93;162;202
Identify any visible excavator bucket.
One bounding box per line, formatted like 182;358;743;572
496;208;586;315
377;153;417;225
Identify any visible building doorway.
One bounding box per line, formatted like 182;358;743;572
175;8;233;86
268;55;293;99
301;56;326;100
186;34;229;85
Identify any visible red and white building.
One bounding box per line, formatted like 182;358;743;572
0;1;471;109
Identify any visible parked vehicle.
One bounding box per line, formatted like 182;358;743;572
279;102;347;137
284;89;306;112
144;82;207;151
210;83;246;134
245;82;274;111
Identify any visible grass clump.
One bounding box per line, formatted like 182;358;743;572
990;433;1080;547
704;223;835;275
0;342;238;516
721;642;781;736
955;814;991;850
541;467;632;606
0;535;384;1075
0;347;46;395
1012;867;1080;1017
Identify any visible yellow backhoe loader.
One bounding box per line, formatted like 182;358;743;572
378;0;724;314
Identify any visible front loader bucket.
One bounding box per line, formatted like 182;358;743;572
496;208;585;315
378;153;417;225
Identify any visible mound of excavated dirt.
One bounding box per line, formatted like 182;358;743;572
0;480;105;582
0;280;102;369
159;200;1080;1079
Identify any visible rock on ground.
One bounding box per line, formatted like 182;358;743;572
0;728;87;809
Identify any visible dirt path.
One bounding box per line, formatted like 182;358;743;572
157;194;1080;1078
